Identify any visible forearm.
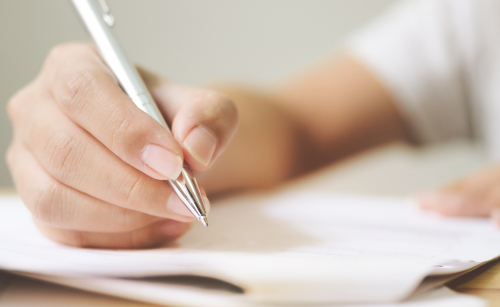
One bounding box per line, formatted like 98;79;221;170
274;54;412;170
199;54;412;195
196;88;300;194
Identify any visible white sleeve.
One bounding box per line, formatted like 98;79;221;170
348;0;477;144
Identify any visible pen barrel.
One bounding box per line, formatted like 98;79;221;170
71;0;208;223
71;0;169;130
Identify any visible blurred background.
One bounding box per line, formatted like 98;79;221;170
0;0;397;188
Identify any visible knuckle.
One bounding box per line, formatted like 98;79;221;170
220;94;239;126
205;91;238;124
107;115;158;156
45;130;87;179
46;44;69;66
6;88;29;121
193;91;238;137
58;68;96;116
122;174;148;210
31;181;61;225
205;90;226;102
205;91;233;108
107;114;134;148
220;94;238;121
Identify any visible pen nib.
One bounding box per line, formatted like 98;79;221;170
200;216;209;227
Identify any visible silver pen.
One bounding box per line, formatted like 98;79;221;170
71;0;208;227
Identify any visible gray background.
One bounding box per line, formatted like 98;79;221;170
0;0;397;188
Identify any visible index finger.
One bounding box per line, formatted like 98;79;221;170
42;42;183;181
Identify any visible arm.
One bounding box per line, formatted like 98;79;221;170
7;42;405;248
196;54;412;194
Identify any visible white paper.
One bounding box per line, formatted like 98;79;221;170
0;192;499;304
19;273;486;307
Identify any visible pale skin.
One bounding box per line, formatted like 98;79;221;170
6;42;499;249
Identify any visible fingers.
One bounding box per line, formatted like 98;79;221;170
172;88;239;171
6;42;223;249
43;43;183;180
34;219;190;249
7;141;164;232
13;90;197;222
417;166;500;218
139;68;239;172
418;192;490;217
8;140;192;248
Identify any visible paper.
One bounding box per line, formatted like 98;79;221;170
0;192;499;304
21;273;486;307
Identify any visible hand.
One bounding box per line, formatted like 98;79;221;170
6;43;238;248
418;164;500;224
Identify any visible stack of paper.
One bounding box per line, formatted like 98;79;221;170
0;191;498;306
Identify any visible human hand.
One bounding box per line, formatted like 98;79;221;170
6;43;238;248
418;164;500;223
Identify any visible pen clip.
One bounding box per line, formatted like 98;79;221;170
98;0;115;27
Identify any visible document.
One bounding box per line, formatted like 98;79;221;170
19;273;486;307
0;191;499;305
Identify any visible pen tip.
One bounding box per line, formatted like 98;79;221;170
200;216;208;227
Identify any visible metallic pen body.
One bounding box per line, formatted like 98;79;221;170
71;0;208;226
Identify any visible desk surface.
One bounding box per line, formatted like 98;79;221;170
450;259;500;306
0;141;499;306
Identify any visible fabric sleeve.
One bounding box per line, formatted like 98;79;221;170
347;0;476;143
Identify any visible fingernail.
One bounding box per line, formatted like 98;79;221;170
167;194;195;218
141;144;183;179
417;193;463;211
183;126;217;166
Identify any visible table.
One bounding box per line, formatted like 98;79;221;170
450;259;500;306
0;140;499;306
